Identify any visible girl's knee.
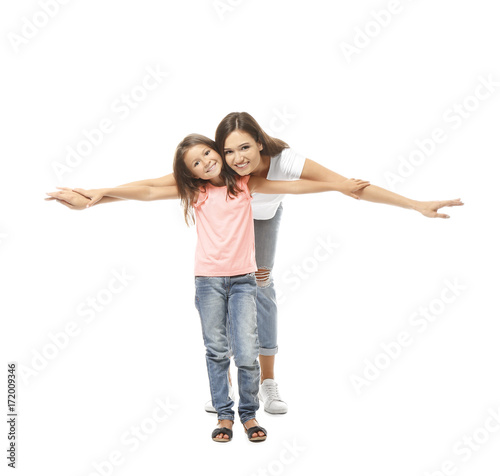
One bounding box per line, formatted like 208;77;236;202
233;349;259;369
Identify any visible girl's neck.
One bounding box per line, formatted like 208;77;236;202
252;154;271;178
209;176;225;187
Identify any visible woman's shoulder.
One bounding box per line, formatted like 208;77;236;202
270;147;305;169
271;147;304;165
272;147;301;159
269;147;305;177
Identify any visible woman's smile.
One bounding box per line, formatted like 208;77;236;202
234;161;250;170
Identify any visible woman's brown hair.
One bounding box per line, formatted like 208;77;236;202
215;112;289;159
173;134;242;225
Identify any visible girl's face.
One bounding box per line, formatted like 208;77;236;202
184;144;223;181
223;130;263;176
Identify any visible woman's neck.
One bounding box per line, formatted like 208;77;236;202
252;154;271;178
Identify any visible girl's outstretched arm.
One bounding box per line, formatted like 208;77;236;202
72;185;179;208
248;176;369;197
45;173;176;209
299;159;464;218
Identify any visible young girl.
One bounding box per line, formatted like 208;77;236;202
69;133;369;443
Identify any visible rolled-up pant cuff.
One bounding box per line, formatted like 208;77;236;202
240;414;257;425
259;346;278;356
217;415;234;422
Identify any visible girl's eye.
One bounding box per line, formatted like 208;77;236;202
194;161;200;167
205;150;211;156
225;150;233;155
242;146;249;150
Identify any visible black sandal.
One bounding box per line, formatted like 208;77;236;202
212;420;233;442
243;421;267;442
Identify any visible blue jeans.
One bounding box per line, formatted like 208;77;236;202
195;273;260;423
254;203;283;356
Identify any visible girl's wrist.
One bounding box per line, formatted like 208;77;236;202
330;182;343;193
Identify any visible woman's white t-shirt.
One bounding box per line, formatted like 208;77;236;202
251;148;306;220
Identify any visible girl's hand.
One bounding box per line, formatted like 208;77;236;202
45;187;91;210
339;178;371;199
415;198;464;218
71;188;108;208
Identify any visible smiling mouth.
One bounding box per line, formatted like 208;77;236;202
234;162;249;169
206;163;217;173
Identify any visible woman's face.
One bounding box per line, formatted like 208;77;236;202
223;130;263;176
183;144;223;181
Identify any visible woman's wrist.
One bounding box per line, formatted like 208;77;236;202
409;199;422;212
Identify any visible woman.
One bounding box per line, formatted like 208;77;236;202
46;112;463;414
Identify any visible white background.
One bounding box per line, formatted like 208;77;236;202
1;1;499;475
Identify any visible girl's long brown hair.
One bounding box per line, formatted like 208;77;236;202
215;112;289;159
173;134;242;225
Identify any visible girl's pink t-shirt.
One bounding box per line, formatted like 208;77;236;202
193;175;257;277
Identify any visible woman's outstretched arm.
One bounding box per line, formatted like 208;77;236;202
299;159;464;218
45;173;176;209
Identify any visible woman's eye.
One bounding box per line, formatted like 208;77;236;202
205;150;211;156
225;150;232;155
194;161;199;167
242;146;249;150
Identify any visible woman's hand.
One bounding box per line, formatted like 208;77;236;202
45;187;91;210
338;178;371;199
71;188;109;207
414;198;464;218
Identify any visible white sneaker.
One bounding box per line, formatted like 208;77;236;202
259;379;288;414
204;385;236;413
